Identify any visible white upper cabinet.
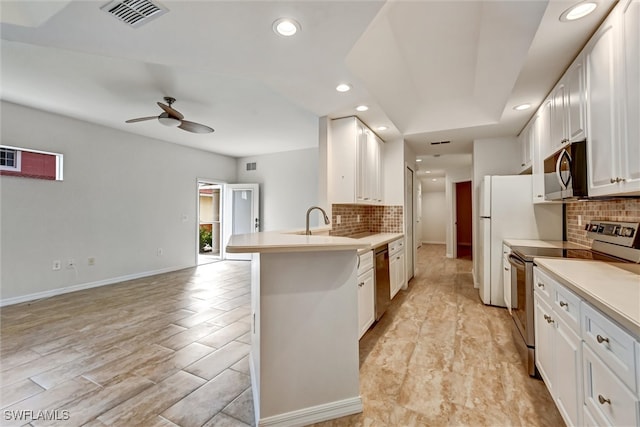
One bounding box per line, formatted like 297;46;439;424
329;117;384;205
585;0;640;197
618;0;640;193
544;53;587;159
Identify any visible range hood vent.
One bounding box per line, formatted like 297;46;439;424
101;0;167;28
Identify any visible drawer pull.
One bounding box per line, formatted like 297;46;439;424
543;314;554;324
596;334;610;344
598;395;611;405
358;282;365;288
537;283;545;289
559;301;568;308
504;267;509;271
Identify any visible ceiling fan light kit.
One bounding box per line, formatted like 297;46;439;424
126;97;214;134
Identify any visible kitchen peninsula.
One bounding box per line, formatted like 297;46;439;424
226;231;369;426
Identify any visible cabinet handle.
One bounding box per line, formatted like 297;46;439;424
596;334;610;344
559;301;568;308
610;178;617;183
521;163;525;167
543;314;554;324
537;194;543;198
598;395;611;405
396;256;401;260
358;282;365;288
615;177;626;183
537;283;545;289
504;267;509;271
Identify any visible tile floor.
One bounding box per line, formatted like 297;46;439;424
0;244;563;426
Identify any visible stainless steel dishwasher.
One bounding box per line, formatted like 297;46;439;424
375;244;391;320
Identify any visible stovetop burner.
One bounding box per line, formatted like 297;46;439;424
511;220;640;264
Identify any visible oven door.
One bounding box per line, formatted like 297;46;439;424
508;254;533;346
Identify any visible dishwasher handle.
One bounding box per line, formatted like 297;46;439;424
508;254;526;269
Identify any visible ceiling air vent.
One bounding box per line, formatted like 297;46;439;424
246;162;257;171
430;140;451;145
101;0;168;28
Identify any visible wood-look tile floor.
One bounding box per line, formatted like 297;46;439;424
1;245;564;427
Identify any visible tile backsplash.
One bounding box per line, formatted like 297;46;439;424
566;199;640;247
330;204;403;236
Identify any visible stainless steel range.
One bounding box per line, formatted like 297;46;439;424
507;221;640;377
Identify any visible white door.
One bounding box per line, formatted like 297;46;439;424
223;183;260;261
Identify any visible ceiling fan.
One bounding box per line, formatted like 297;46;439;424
126;97;214;134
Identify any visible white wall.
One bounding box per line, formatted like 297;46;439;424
0;101;237;304
421;191;446;244
471;137;521;285
236;148;319;231
382;138;405;206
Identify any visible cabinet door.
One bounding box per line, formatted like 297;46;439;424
550;83;568;152
538;99;553;159
555;318;583;427
503;254;511;313
389;253;399;298
618;0;640;192
566;55;587;143
534;295;555;392
355;122;368;203
585;18;620;196
357;269;375;339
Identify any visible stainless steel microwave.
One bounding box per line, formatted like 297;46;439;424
543;140;588;201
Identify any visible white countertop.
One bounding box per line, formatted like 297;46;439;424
226;230;404;254
534;258;640;337
504;239;588;249
226;232;369;253
352;233;404;251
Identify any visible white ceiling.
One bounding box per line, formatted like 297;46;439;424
1;0;614;164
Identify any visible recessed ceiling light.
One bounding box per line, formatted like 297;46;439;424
273;18;300;36
560;2;597;22
425;170;431;174
336;83;351;93
355;105;369;112
416;158;422;162
432;178;437;182
514;103;531;111
377;126;388;131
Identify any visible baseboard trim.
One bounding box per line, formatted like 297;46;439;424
0;265;192;307
258;396;363;427
422;240;446;245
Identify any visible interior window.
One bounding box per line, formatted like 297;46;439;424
0;145;64;181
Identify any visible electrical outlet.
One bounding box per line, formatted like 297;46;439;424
336;215;341;225
157;248;163;256
52;260;61;271
66;259;75;269
88;257;96;266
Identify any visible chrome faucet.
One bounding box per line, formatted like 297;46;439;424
305;206;331;235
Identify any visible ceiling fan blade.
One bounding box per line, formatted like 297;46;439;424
157;102;184;120
125;116;158;123
178;120;214;134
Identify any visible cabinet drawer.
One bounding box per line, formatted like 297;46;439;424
583;344;639;427
389;238;404;256
582;303;638;392
553;283;581;335
533;267;555;303
357;250;374;276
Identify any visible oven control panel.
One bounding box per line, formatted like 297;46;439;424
584;221;639;248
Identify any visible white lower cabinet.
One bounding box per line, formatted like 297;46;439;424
583;344;639;427
533;267;640;427
389;238;405;299
357;251;375;339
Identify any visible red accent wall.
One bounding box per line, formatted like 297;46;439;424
1;151;57;180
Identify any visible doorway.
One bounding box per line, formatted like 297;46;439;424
455;181;473;260
405;165;415;282
197;181;222;265
222;183;260;261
